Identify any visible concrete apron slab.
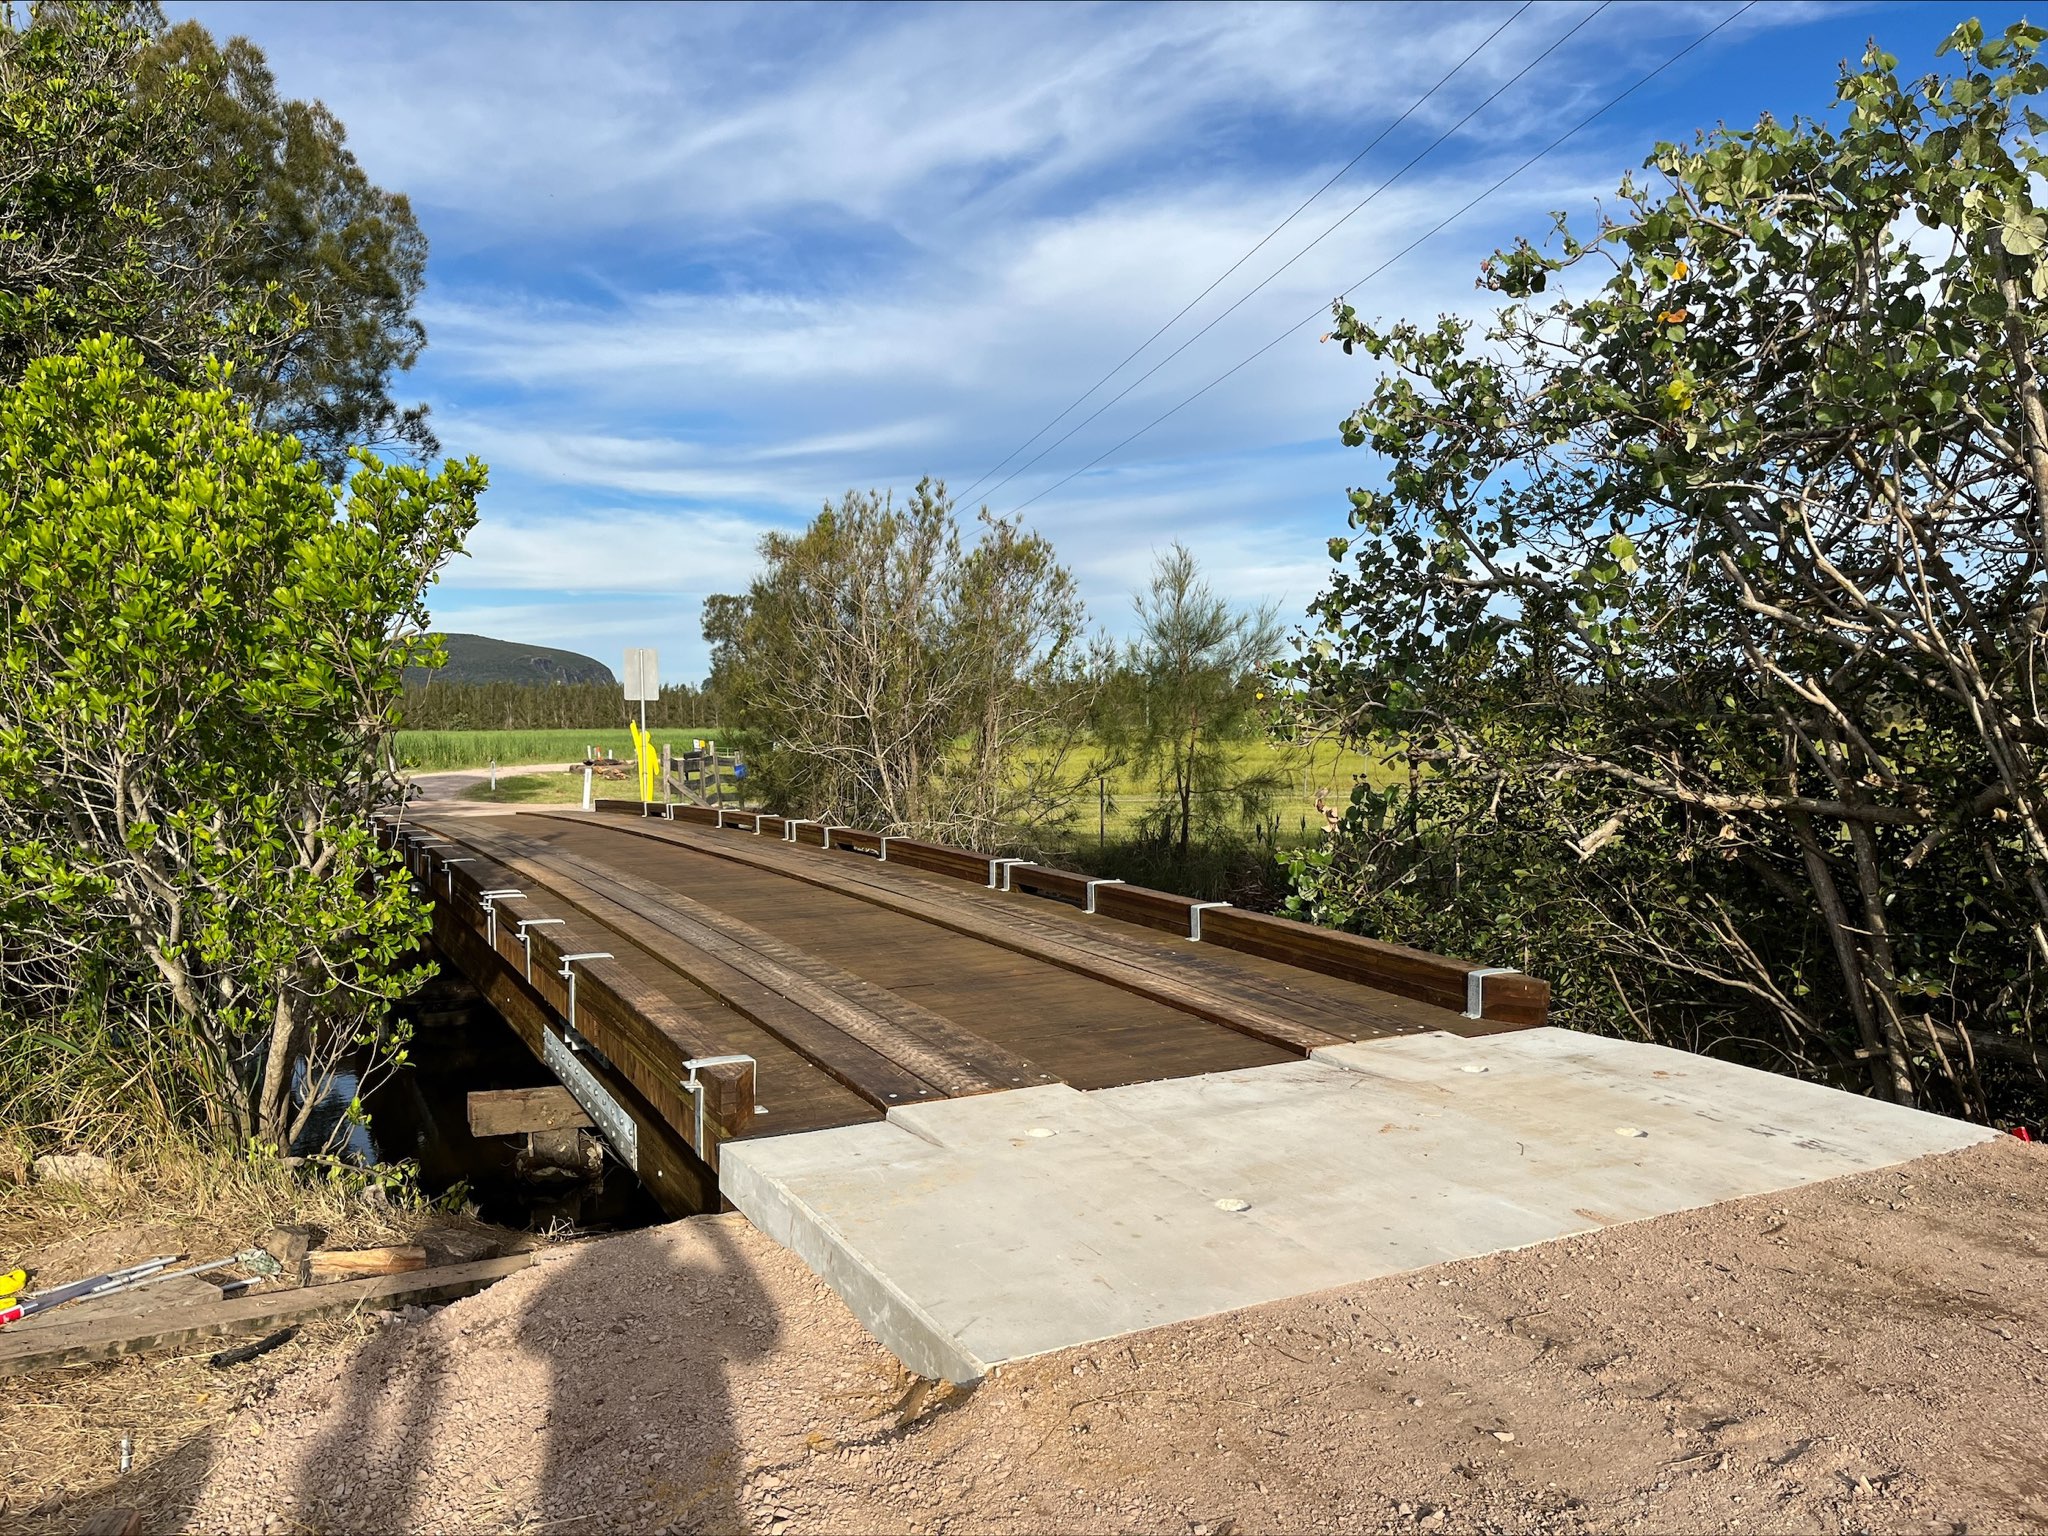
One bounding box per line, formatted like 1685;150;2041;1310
719;1027;1994;1383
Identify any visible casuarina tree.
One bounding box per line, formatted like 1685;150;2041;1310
1108;544;1282;863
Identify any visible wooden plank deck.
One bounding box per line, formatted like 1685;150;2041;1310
383;805;1546;1214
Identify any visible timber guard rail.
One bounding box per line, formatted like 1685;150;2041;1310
591;799;1548;1029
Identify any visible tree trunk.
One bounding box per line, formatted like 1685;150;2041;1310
255;991;301;1148
1789;811;1902;1101
1177;709;1197;862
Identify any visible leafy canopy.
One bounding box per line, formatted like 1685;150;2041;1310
0;336;484;1146
1292;21;2048;1121
705;479;1099;846
0;1;433;471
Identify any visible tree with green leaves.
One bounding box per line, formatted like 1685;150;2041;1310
1108;543;1282;863
0;337;484;1148
1291;21;2048;1122
705;479;1100;846
0;1;432;471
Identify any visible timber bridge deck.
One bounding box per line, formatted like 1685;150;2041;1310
380;801;1548;1216
379;800;1987;1381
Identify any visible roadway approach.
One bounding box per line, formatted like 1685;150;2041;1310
380;800;1993;1384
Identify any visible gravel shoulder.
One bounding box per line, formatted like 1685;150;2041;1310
110;1136;2048;1533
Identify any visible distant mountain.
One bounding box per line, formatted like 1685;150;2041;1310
405;633;616;686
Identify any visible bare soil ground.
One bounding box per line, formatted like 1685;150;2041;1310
20;1137;2048;1535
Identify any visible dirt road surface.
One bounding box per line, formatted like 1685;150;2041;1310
171;1136;2044;1534
397;763;579;813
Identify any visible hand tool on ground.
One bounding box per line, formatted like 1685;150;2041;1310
125;1248;283;1291
0;1255;179;1328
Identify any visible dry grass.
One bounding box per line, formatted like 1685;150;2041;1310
0;1133;471;1284
0;1134;515;1532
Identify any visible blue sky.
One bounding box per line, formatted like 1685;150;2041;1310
177;0;2026;684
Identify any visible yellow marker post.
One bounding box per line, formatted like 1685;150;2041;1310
629;721;657;804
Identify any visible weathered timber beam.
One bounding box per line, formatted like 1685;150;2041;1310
0;1255;534;1377
467;1085;593;1137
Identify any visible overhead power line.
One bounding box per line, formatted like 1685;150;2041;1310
971;0;1613;512
952;0;1536;507
1004;0;1758;519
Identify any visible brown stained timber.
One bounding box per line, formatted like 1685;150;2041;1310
452;820;1049;1102
430;908;718;1216
573;809;1391;1042
377;798;1548;1187
383;821;753;1187
568;811;1352;1056
589;799;1547;1028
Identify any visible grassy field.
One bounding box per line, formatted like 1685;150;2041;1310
458;771;592;804
420;729;1390;833
396;728;730;772
1071;737;1389;843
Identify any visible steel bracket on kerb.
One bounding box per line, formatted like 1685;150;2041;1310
439;858;475;894
477;888;524;947
783;819;815;843
1188;901;1231;941
515;916;564;981
878;836;895;862
555;951;613;1032
988;857;1033;890
1081;877;1123;915
1464;967;1515;1019
681;1053;757;1160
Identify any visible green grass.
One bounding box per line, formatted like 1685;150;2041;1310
1062;737;1394;843
395;728;729;772
459;770;597;805
402;728;1393;840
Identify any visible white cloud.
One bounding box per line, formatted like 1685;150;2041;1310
447;507;780;595
188;1;1804;238
167;0;1830;685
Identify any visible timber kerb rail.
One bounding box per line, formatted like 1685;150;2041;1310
376;817;754;1215
592;798;1548;1027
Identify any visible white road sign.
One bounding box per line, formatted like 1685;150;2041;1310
623;647;660;702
